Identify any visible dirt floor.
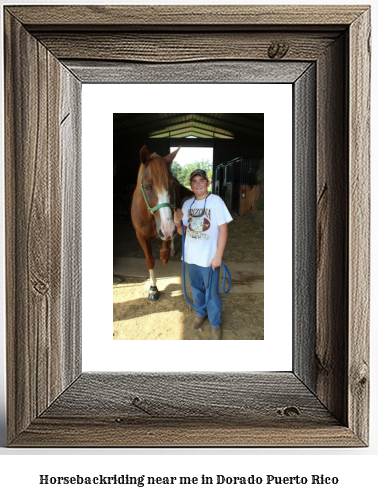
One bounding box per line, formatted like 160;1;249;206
113;209;264;340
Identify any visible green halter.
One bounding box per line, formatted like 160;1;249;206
140;169;176;214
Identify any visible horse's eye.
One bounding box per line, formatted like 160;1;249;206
144;185;150;190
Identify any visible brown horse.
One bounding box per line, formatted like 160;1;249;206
131;145;192;300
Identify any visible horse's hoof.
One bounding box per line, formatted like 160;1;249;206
148;286;159;301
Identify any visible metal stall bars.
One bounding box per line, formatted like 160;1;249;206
215;157;260;215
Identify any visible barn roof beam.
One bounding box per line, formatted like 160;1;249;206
113;113;263;140
199;113;264;138
149;121;234;139
114;113;191;136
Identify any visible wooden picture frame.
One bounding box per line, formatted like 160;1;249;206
4;5;370;447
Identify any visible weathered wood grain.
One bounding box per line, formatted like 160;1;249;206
12;373;364;447
348;8;371;445
60;65;83;388
41;373;335;421
5;11;59;442
293;64;317;390
65;60;312;84
37;32;340;63
12;418;364;448
4;11;81;443
7;5;368;29
316;34;349;425
4;5;370;447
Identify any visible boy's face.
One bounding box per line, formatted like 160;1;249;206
190;175;209;198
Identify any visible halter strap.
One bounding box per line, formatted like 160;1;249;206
140;169;176;214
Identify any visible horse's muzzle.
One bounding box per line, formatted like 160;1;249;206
158;226;177;240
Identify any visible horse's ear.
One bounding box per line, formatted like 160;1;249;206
140;145;150;167
163;146;181;166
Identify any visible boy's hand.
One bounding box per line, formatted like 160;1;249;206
174;209;183;224
211;256;222;271
211;224;228;270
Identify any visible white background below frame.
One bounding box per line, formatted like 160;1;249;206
82;83;292;372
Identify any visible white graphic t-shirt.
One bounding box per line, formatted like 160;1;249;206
182;193;233;267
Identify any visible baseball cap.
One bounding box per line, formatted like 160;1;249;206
189;169;209;182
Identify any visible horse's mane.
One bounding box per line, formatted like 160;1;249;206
140;153;170;191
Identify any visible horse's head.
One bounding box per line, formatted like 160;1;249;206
139;145;180;240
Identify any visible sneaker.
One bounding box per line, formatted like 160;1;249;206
191;315;207;329
211;326;222;340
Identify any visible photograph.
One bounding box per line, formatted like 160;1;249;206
113;113;264;340
1;1;373;456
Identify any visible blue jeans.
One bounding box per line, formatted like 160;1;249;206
186;263;222;328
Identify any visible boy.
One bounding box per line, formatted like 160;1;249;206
174;169;233;339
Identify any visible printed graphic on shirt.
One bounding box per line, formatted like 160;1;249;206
187;208;211;240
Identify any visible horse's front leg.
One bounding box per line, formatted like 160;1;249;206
160;239;172;265
135;230;159;301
